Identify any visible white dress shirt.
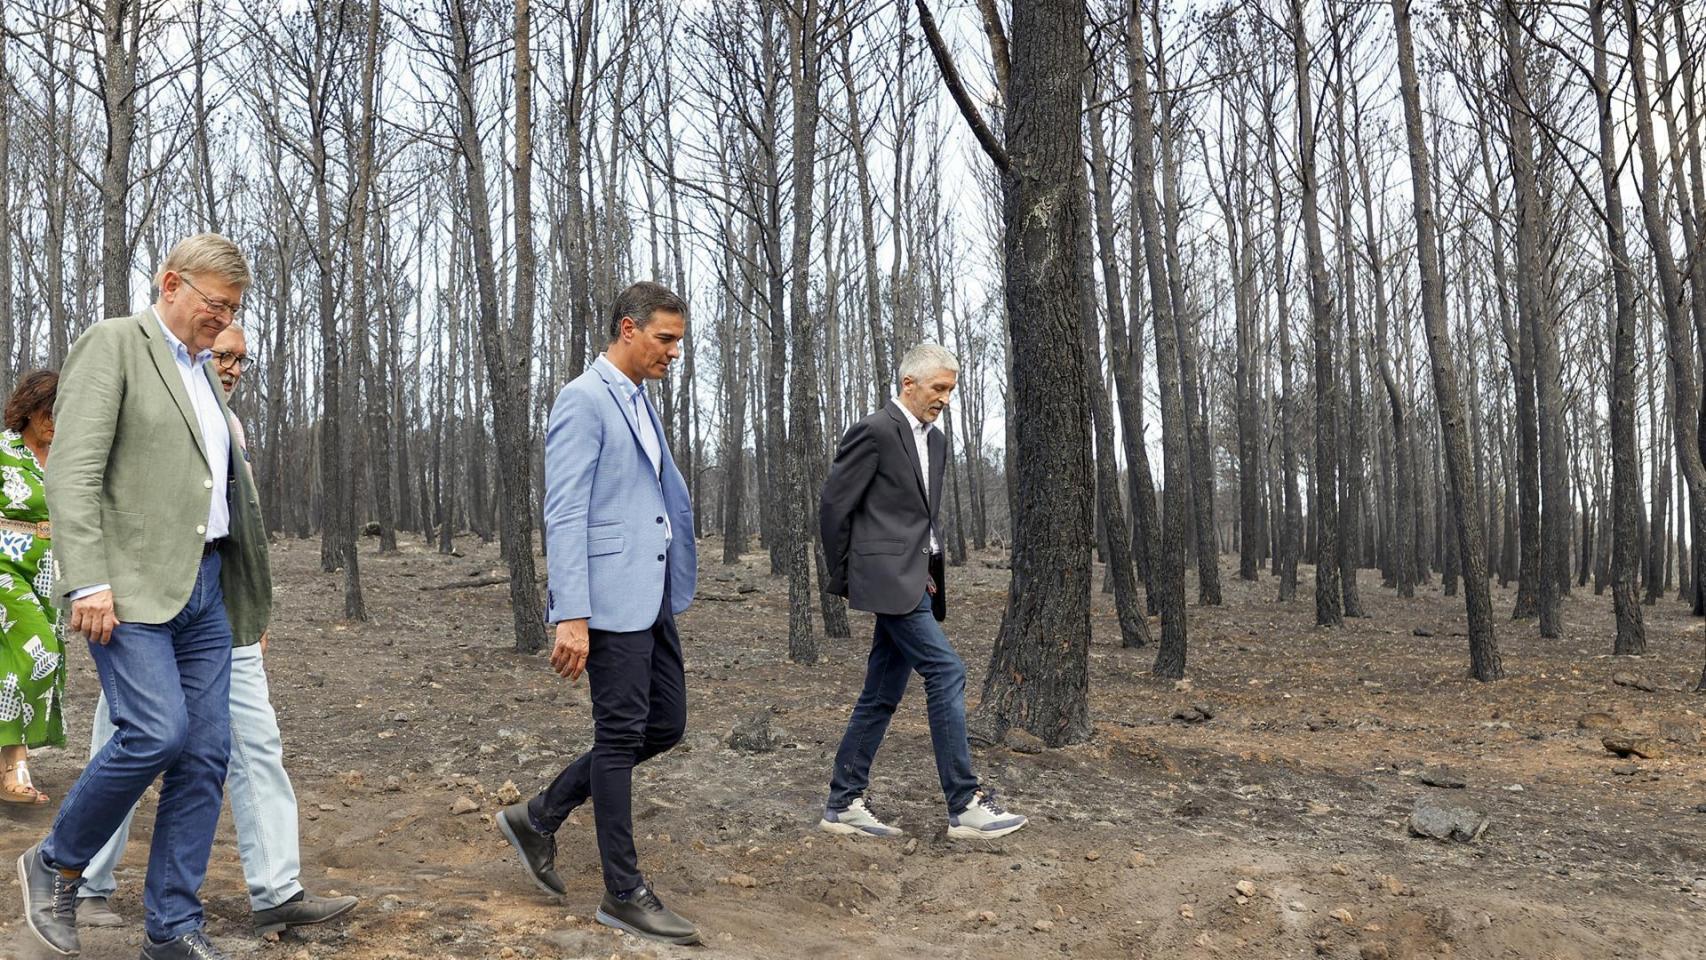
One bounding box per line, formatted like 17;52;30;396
895;400;939;554
597;354;671;546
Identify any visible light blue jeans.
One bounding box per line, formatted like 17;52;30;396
79;642;304;912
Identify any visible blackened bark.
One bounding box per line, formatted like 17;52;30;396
968;0;1094;744
1393;0;1502;680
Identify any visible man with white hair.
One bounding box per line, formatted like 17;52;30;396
816;342;1027;841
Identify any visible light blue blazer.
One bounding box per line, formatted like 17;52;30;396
542;361;696;632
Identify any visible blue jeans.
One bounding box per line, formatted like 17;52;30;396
41;552;233;943
828;590;978;814
80;643;303;912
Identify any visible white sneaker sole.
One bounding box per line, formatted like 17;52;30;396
818;818;904;838
947;819;1028;841
17;851;78;956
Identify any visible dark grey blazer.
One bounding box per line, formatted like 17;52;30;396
820;400;947;621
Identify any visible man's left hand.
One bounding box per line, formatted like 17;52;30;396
259;631;269;656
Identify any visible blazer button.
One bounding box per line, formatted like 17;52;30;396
656;516;664;523
196;524;207;535
657;554;665;562
203;478;213;489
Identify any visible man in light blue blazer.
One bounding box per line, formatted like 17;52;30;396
497;280;699;946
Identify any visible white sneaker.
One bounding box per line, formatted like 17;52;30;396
819;796;905;838
947;789;1027;840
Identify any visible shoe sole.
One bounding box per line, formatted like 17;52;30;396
595;908;702;945
17;851;78;957
818;819;904;838
253;898;359;937
496;812;566;898
947;819;1028;841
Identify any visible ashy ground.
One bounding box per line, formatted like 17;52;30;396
4;536;1705;959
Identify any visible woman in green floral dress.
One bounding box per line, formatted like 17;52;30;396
0;370;65;804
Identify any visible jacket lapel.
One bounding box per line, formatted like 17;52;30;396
885;401;929;508
594;359;651;458
137;311;210;468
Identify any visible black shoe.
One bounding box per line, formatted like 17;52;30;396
595;883;701;945
139;929;231;960
17;843;80;956
251;890;359;937
497;802;566;896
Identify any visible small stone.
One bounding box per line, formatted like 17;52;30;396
450;796;479;815
904;838;919;855
1287;900;1308;913
1330;908;1354;924
1660;720;1702;745
1085;850;1101;861
1577;712;1617;731
1307;801;1333;816
1006;729;1046;754
384;776;402;792
1602;736;1663;759
1032;919;1055;932
978;911;997;923
1173;679;1193;693
1331;863;1350;876
1178;904;1195;920
1378;875;1407;896
1129;852;1148;868
1192;702;1217;720
724;873;758;888
1612;764;1638;776
1408;801;1489;843
1233;880;1257;898
496;780;523;805
1612;671;1658;692
1412;627;1433;637
1418;768;1466;789
1361;945;1391;960
317;803;337;812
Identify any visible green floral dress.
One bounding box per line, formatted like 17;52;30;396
0;430;64;749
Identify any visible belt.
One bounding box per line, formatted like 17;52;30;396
202;538;227;557
0;518;49;539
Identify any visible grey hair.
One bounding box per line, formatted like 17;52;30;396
608;280;689;339
899;342;959;384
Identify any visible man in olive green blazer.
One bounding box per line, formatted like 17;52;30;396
16;233;271;960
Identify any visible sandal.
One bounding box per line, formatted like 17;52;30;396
1;759;49;805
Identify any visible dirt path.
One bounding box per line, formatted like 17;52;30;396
4;537;1704;959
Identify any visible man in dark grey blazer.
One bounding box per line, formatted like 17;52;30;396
817;343;1027;841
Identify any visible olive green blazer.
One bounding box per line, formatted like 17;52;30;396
45;309;271;646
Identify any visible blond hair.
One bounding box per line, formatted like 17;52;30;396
154;233;253;291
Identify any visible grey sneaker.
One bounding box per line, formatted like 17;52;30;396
947;789;1028;840
17;843;80;956
139;929;231;960
819;796;905;838
497;801;566;896
77;894;124;928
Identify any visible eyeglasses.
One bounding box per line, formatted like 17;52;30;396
179;275;244;320
212;351;255;372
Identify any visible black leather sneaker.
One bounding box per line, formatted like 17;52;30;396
139;929;231;960
251;890;359;937
497;802;566;896
594;882;700;945
17;844;80;956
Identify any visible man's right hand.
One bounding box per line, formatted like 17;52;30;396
549;619;590;681
70;589;120;645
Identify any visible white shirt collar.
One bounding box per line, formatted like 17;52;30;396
895;399;928;433
153;307;211;366
596;353;644;397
